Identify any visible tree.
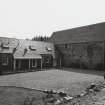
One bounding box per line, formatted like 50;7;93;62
32;35;50;42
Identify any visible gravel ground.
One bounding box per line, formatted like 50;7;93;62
0;86;45;105
0;69;103;94
0;81;105;105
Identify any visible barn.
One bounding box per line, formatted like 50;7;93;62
0;37;55;72
50;22;105;70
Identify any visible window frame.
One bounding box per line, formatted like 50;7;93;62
64;44;69;49
2;55;8;66
46;58;50;63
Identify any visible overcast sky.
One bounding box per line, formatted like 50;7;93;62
0;0;105;39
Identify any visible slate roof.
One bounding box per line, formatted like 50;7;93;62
0;37;55;59
50;22;105;44
0;37;19;53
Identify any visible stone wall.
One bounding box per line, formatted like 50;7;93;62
56;41;104;70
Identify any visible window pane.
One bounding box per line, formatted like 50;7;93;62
2;55;8;65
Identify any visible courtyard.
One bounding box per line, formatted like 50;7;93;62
0;68;105;105
0;68;103;95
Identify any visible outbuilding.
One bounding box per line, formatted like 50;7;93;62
50;22;105;70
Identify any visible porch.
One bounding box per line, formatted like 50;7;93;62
13;54;42;70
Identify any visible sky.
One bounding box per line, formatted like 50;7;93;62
0;0;105;39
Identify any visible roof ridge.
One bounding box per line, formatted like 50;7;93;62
53;22;105;33
50;22;105;44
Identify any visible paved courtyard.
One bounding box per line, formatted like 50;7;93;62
0;69;104;94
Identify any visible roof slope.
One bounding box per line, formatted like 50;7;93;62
50;22;105;44
0;37;19;53
0;37;55;59
14;39;55;59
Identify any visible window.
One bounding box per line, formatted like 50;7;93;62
2;55;8;66
46;55;52;64
32;59;37;67
64;44;69;49
1;42;9;49
29;46;36;51
46;58;50;63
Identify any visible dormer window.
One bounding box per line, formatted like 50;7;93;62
29;46;36;51
1;43;9;49
46;47;52;51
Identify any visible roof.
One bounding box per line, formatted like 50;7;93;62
50;22;105;44
0;37;19;53
0;37;55;59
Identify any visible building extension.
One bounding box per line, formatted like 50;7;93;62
51;22;105;70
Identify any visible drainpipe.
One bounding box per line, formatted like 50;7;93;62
60;57;62;68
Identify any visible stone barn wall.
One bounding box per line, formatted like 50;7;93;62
56;41;104;70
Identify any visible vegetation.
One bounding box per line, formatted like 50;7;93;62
32;36;50;42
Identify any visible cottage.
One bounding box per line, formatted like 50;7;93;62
0;37;55;72
50;22;105;70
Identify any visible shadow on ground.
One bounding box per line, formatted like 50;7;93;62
61;67;105;76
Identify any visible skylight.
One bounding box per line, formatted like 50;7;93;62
1;42;9;49
29;45;36;51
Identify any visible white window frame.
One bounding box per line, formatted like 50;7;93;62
32;59;37;67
